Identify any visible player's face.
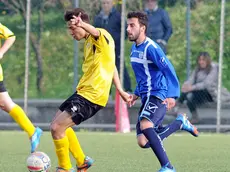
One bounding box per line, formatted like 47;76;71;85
127;18;142;42
67;23;86;41
198;56;208;69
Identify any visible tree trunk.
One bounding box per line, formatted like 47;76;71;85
2;0;44;93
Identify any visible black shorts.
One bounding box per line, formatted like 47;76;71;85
0;81;7;92
59;92;103;125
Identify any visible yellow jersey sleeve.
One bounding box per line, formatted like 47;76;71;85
90;29;114;50
0;23;15;39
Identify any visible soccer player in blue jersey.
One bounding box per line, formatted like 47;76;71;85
126;11;199;172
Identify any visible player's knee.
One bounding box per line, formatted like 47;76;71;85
137;139;148;148
140;118;154;130
0;99;15;112
50;122;61;134
137;135;149;149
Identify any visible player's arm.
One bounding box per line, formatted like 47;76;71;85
113;66;124;93
0;36;16;59
71;14;100;38
113;67;131;103
80;21;100;38
0;24;16;59
148;46;180;99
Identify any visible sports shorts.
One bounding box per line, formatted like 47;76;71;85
136;96;166;136
59;92;103;125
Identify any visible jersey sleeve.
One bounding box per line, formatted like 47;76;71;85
134;86;140;97
90;29;111;50
0;23;15;39
147;45;180;99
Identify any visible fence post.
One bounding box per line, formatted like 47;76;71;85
185;0;191;80
73;0;79;91
24;0;31;113
217;0;225;133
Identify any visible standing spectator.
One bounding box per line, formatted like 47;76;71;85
94;0;132;92
144;0;173;54
178;52;230;123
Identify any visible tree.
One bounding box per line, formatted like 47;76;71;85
1;0;46;93
1;0;69;94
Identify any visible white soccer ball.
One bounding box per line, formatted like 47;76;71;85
26;151;51;172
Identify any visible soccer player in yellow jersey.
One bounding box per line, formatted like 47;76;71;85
50;8;131;172
0;23;42;153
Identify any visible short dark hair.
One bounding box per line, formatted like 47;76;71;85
64;8;90;23
127;11;148;33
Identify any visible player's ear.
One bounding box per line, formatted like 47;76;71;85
141;25;146;33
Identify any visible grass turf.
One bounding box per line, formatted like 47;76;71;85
0;131;229;172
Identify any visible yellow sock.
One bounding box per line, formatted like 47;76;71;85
66;127;85;166
53;136;72;170
9;104;35;137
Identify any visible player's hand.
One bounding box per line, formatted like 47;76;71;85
162;98;176;111
128;94;138;107
70;13;83;27
119;91;132;103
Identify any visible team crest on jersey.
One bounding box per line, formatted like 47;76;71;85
145;102;158;113
160;57;168;67
139;52;144;59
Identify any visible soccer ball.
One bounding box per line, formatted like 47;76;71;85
26;151;51;172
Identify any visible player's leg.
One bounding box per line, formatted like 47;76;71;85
138;96;175;171
140;119;174;170
136;122;150;148
0;91;36;137
54;107;87;167
0;87;42;152
53;93;101;171
69;95;101;172
66;127;86;166
0;65;42;152
155;120;182;141
51;110;75;171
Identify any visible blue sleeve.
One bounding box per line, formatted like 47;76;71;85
161;10;173;42
134;86;140;97
147;45;180;98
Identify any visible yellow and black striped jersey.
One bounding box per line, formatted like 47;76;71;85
0;23;14;42
76;28;115;107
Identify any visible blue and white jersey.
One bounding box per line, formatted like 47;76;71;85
130;37;180;101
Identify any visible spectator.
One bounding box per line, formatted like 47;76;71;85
144;0;173;54
94;0;132;92
177;52;230;124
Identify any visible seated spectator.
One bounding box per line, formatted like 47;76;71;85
177;52;230;124
144;0;173;54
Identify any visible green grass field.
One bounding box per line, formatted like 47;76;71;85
0;131;229;172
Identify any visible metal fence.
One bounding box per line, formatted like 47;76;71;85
0;0;229;132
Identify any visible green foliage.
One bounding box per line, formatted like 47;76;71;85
0;2;230;98
168;2;230;88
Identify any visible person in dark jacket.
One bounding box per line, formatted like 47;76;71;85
144;0;173;54
94;0;132;92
